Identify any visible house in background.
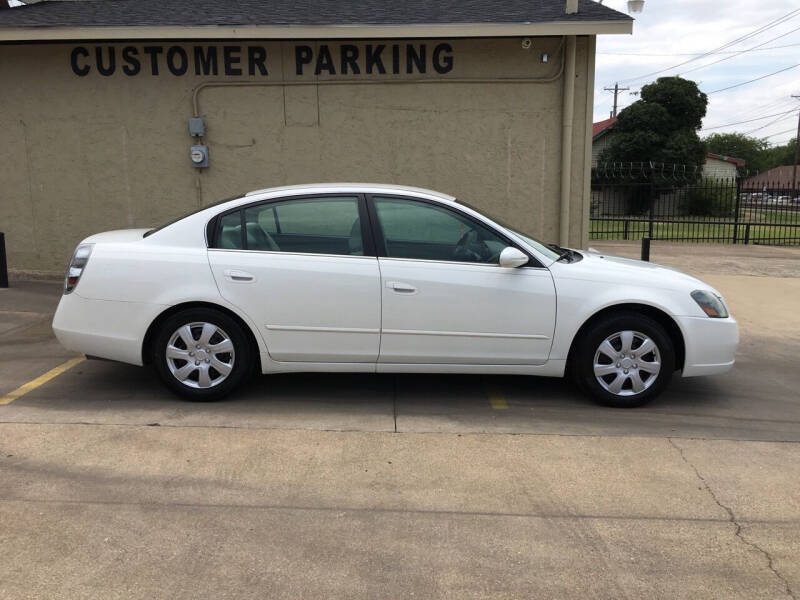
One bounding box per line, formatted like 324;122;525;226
703;153;745;179
591;116;618;167
592;117;745;179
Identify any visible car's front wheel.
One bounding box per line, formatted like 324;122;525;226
153;308;252;401
573;312;675;408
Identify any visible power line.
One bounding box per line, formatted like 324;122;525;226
678;24;800;77
707;63;800;94
617;9;800;84
732;98;799;122
749;97;800;113
613;7;800;85
722;97;797;121
703;109;798;131
701;101;799;137
763;127;797;139
745;111;798;135
597;42;800;56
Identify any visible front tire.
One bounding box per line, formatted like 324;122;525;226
573;312;675;408
153;308;252;401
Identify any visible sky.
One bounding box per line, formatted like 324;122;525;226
594;0;800;147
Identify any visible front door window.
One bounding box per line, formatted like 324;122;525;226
373;197;507;263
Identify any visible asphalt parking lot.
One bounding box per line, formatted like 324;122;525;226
2;242;800;599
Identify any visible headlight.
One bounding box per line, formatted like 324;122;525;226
64;243;93;294
691;290;728;318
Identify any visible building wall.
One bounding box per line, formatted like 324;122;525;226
0;36;594;273
591;131;613;166
743;165;799;190
702;157;737;180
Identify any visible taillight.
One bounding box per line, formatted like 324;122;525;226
64;243;93;294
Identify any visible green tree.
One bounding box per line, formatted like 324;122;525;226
599;77;708;169
704;132;768;173
761;138;797;170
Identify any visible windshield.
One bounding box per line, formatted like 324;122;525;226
456;200;562;261
143;193;243;237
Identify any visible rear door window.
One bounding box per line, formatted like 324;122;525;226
212;196;364;256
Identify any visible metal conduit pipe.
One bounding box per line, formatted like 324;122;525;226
559;35;577;247
191;38;567;117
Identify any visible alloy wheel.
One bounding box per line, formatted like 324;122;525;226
592;330;661;396
165;322;235;388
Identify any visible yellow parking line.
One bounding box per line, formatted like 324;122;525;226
488;391;509;410
0;356;85;406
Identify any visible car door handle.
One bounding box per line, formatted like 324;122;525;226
224;269;255;282
387;281;417;294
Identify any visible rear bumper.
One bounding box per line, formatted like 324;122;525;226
52;292;166;366
677;315;739;377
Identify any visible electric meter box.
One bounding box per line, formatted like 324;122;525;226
190;145;209;168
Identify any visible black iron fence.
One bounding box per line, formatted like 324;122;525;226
589;167;800;245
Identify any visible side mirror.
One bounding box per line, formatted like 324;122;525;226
498;247;529;268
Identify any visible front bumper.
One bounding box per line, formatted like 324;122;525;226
676;315;739;377
52;292;167;366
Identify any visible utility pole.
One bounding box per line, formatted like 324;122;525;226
604;82;630;118
792;95;800;196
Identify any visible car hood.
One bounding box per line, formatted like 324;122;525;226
82;229;151;244
551;249;711;292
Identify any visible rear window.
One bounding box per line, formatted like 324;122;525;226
215;212;244;249
143;194;243;238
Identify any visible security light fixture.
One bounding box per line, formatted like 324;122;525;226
627;0;645;13
598;0;644;11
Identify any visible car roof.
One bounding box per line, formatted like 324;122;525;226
244;183;456;202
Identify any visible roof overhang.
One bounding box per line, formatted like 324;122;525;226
0;20;633;42
706;153;746;168
593;129;611;141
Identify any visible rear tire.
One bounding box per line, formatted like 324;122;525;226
153;308;252;401
573;312;675;408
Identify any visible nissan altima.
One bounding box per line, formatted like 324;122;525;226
53;184;738;407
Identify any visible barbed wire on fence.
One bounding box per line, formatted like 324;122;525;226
593;161;797;181
593;162;706;182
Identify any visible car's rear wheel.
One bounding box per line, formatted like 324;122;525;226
573;312;675;408
153;308;252;401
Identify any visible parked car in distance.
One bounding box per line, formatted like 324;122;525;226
746;192;773;205
53;184;738;407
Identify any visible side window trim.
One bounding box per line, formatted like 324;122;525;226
239;208;247;250
356;194;377;257
364;194;387;257
272;206;282;234
207;193;377;258
364;194;542;267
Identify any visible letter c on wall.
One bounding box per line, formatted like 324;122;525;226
71;46;90;76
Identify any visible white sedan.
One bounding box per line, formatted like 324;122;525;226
53;184;738;407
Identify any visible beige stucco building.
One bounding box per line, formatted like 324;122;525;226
0;0;631;274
